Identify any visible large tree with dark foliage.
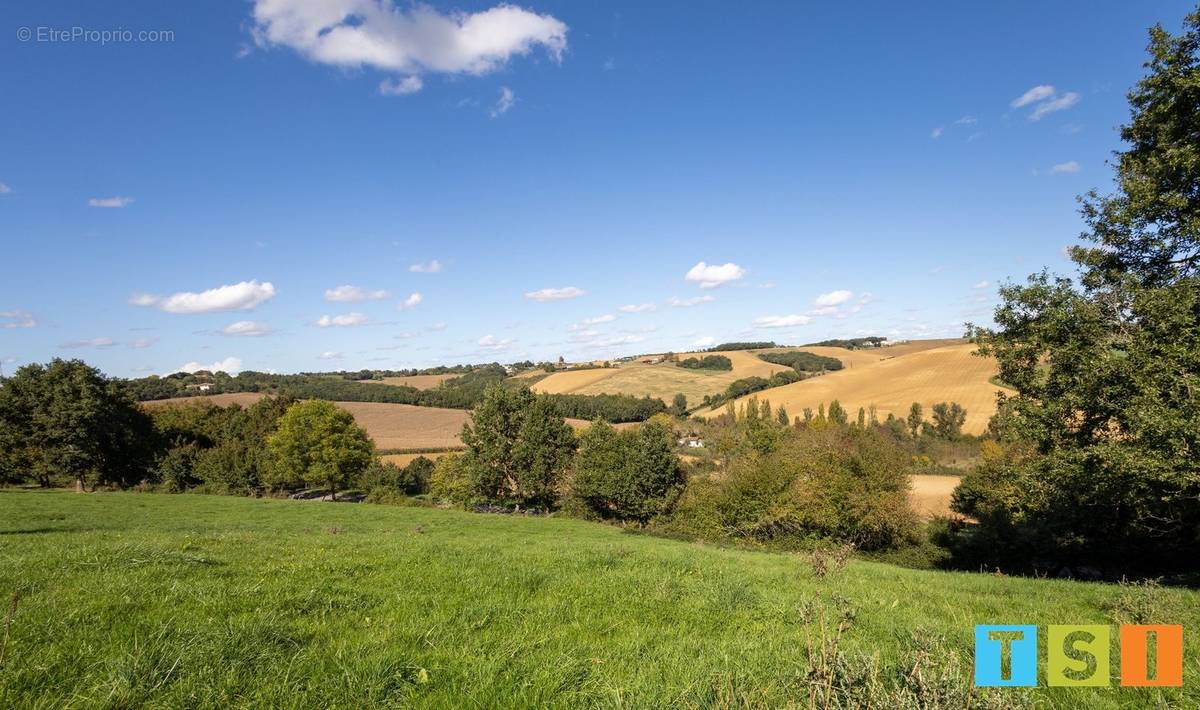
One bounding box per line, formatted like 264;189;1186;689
960;9;1200;577
0;359;155;489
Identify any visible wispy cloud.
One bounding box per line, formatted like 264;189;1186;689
667;295;714;307
814;289;853;307
693;336;716;348
973;280;991;289
477;334;514;351
930;126;943;139
1011;85;1055;108
685;261;746;289
525;286;586;302
0;310;36;329
618;303;656;313
1030;92;1080;121
222;320;274;336
409;259;443;273
1051;160;1081;174
379;75;423;96
324;285;390;302
754;314;811;328
88;196;133;208
0;183;11;194
59;337;116;349
132;280;277;314
317;351;343;360
316;312;369;327
128;337;157;349
490;86;515;117
400;292;423;310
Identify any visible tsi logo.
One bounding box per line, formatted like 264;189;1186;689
974;624;1184;687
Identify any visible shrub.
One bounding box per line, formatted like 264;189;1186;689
429;453;470;504
570;419;684;522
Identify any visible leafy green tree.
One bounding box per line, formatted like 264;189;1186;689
906;402;923;439
776;405;790;427
572;419;683;522
0;359;155;490
929;402;967;439
461;385;576;508
670;393;688;417
827;400;848;426
963;10;1200;574
267;400;373;499
429;453;470;504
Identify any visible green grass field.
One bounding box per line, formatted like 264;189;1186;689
0;491;1196;708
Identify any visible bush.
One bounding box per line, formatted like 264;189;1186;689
429;453;470;504
665;426;918;550
570;419;684;522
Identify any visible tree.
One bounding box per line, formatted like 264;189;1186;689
776;405;790;427
670;393;688;417
906;402;923;439
0;359;155;490
461;385;576;508
963;10;1200;575
827;400;848;426
267;400;373;500
929;402;967;439
572;419;683;522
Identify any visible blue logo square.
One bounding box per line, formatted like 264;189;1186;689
974;624;1038;686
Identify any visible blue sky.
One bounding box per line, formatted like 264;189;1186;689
1;1;1193;377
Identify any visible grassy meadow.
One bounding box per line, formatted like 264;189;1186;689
1;490;1196;708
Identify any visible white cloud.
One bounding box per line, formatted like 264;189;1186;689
585;334;643;348
955;115;977;125
618;303;656;313
174;356;243;375
316;312;369;327
409;259;443;273
1051;160;1081;174
667;295;714;307
973;280;991;289
477;334;514;351
582;314;615;325
88;196;134;208
60;337;116;349
0;183;11;194
251;0;567;88
490;86;515;117
930;126;943;139
133;280;277;314
693;336;716;348
379;75;423;96
324;285;390;302
400;292;424;310
814;289;853;307
754;314;812;328
684;261;746;289
1011;85;1055;108
1029;92;1080;121
428;322;447;331
222;320;274;336
317;351;343;360
0;310;36;329
128;338;157;349
525;286;586;302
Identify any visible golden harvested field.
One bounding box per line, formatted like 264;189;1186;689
365;374;458;389
380;451;458;467
141;392;268;409
909;474;961;519
332;402;469;450
699;342;1003;435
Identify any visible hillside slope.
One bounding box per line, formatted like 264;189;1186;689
1;491;1195;708
701;342;1004;434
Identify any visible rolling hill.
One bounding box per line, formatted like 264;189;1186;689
700;341;1005;434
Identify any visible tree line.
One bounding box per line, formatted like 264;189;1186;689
756;351;843;372
675;355;732;371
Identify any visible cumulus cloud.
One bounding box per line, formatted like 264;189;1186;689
222;320;274;336
754;314;811;328
400;292;424;310
1051;160;1081;174
250;0;568;93
814;289;853;307
409;259;443;273
324;284;390;302
88;196;134;208
317;351;343;360
133;280;277;314
0;310;36;329
685;261;746;289
693;336;716;348
667;295;714;307
618;303;656;313
490;86;516;117
379;75;423;96
1011;85;1055;108
316;312;369;327
59;337;116;349
477;334;514;351
525;286;586;302
174;356;243;375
